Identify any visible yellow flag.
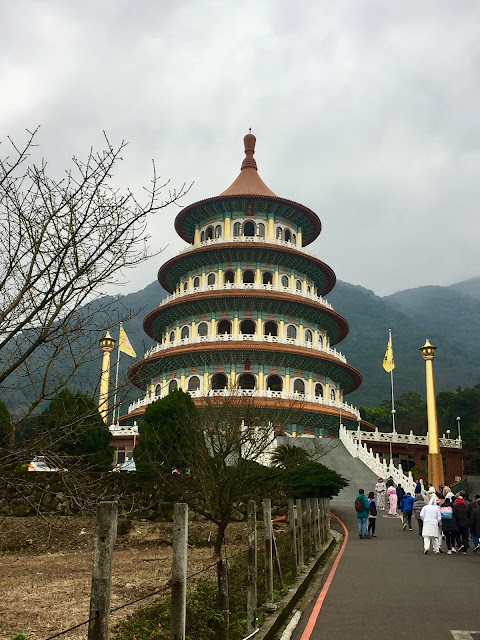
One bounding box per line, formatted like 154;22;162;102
119;324;136;358
382;333;394;372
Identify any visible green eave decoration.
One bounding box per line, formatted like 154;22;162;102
161;245;332;294
131;347;358;393
148;295;347;344
181;198;315;243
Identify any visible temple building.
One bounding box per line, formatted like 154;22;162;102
122;132;363;436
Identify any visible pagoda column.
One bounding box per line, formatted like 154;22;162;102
420;339;444;489
98;332;116;423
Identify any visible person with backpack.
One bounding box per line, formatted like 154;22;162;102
367;491;378;537
401;492;415;530
355;489;371;538
440;497;458;555
413;493;426;536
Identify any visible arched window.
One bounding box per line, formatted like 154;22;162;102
284;228;292;242
281;275;289;288
257;223;265;237
307;285;311;294
293;379;305;394
276;226;283;239
296;279;302;291
206;226;213;240
318;334;324;347
267;375;282;392
287;324;297;340
243;270;255;284
217;319;232;335
193;276;200;288
181;326;189;340
243;220;255;236
183;281;188;292
197;322;209;337
169;379;178;393
233;222;241;236
330;388;336;401
224;270;235;284
292;234;296;245
207;273;216;286
238;373;256;390
215;225;222;238
188;376;200;391
200;230;205;242
304;329;313;342
264;321;278;336
211;373;228;390
155;384;162;397
315;383;323;398
263;272;273;285
169;330;175;342
240;319;256;334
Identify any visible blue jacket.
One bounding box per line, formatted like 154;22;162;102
401;494;415;512
355;493;370;518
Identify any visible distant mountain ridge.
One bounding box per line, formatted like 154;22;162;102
5;277;479;416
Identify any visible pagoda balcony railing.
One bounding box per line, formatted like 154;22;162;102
158;282;334;310
128;388;360;419
178;235;316;257
350;426;462;449
144;333;347;362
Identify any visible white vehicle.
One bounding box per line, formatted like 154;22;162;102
112;458;136;472
28;456;60;472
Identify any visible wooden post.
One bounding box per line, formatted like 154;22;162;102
312;499;319;554
305;499;312;560
263;499;274;609
171;503;188;640
272;533;283;588
246;500;257;634
296;498;304;570
88;501;118;640
319;499;325;545
288;498;297;578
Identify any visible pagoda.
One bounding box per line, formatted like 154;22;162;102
125;133;362;436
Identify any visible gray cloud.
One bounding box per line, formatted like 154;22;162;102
2;0;480;297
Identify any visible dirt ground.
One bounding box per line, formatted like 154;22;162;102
0;516;248;640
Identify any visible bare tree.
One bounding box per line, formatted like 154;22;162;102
0;127;189;442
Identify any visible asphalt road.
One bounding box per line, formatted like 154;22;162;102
292;505;480;640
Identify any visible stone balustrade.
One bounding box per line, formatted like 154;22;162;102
351;427;462;449
144;333;347;362
128;388;360;419
178;235;316;258
109;422;139;436
157;282;334;311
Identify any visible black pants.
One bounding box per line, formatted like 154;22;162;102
368;517;376;535
417;519;423;536
445;531;456;551
403;511;412;528
456;527;469;549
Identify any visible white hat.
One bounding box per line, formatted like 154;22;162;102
427;486;436;494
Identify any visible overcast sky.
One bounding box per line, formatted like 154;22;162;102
2;1;480;298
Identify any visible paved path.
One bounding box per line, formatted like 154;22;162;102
292;505;480;640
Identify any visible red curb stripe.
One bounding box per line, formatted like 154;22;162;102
299;511;348;640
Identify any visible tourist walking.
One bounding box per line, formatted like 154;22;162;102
413;493;426;536
469;497;480;551
414;478;423;494
453;494;470;553
386;476;395;489
355;489;371;539
375;477;386;510
440;497;458;555
420;496;441;554
401;492;415;530
388;485;398;516
396;483;405;508
368;491;377;537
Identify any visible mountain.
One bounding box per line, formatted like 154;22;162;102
5;277;480;417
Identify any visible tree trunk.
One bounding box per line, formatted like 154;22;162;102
214;524;229;640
